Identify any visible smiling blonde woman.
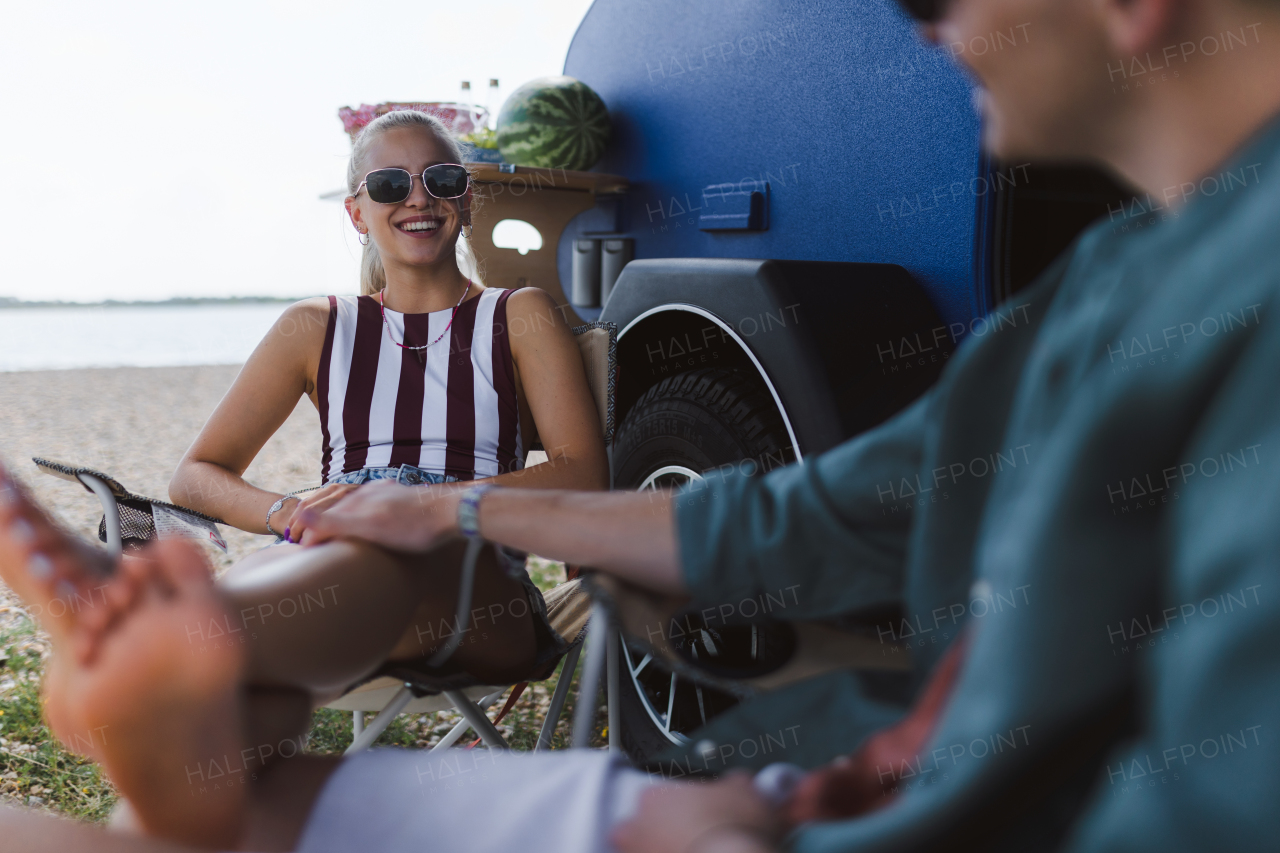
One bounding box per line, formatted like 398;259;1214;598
167;109;608;737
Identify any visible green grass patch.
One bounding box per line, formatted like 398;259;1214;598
0;620;117;821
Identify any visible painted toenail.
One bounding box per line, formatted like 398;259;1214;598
28;553;54;580
10;518;36;544
56;580;77;601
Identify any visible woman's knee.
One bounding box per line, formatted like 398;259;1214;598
220;543;304;580
218;541;400;604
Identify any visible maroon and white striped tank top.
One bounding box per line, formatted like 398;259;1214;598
315;288;524;484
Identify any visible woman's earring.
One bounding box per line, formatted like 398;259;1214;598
462;223;473;241
358;229;370;246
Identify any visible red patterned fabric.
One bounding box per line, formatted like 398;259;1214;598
785;635;969;822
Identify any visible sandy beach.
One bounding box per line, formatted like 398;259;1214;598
0;364;322;630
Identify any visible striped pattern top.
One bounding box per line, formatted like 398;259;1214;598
316;288;523;484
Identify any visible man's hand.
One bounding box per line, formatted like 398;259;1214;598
611;773;783;853
298;484;686;596
296;481;462;552
276;483;357;542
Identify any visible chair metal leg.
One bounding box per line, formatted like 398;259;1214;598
607;625;621;753
77;474;121;560
443;690;510;749
535;642;583;751
352;710;364;739
344;685;415;755
430;690;506;752
572;603;610;749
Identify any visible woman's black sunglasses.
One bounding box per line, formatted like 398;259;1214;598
897;0;946;23
355;163;470;204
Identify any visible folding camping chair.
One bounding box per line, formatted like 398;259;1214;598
31;320;624;754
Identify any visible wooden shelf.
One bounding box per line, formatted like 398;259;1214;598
465;163;628;196
465;165;628;325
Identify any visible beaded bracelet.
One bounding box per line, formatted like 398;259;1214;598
457;484;496;539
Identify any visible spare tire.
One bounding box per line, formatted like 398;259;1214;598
609;368;795;763
611;367;794;491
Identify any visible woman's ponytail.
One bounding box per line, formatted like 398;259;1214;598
360;238;387;295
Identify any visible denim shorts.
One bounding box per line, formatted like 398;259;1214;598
328;464;456;487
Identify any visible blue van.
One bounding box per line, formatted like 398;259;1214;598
477;0;1130;760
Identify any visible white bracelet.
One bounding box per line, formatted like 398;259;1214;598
265;494;300;538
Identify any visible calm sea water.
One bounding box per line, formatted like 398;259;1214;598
0;304;293;372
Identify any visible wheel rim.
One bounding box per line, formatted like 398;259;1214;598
620;621;748;746
627;464;724;746
621;642;689;744
637;465;705;491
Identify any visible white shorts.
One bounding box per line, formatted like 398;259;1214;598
294;749;664;853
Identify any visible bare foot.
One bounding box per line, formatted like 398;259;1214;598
0;463;248;849
0;471;114;655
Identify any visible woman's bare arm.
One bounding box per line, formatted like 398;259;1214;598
173;288;603;535
482;287;609;492
168;298;329;533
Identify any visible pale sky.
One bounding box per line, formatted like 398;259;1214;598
0;0;596;303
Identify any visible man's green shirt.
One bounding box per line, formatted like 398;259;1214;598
671;117;1280;851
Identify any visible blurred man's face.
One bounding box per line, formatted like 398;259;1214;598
929;0;1117;161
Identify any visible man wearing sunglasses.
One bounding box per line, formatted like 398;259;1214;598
297;0;1280;850
2;0;1280;852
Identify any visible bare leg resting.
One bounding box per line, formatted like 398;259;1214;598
217;539;536;697
218;537;537;757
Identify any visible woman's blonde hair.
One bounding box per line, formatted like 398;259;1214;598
346;110;482;295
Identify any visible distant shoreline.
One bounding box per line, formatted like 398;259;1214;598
0;296;315;309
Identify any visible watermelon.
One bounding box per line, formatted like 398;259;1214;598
496;76;611;172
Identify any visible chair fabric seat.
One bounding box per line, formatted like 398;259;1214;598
323;679;500;714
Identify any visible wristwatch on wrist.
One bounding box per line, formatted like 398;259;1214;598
265;494;300;538
457;484;496;539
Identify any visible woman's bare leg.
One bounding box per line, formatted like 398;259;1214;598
213;538;536;758
218;539;536;695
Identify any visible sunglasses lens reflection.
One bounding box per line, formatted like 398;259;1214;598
424;165;469;199
365;169;413;203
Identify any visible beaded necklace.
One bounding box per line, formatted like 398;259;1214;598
378;279;471;355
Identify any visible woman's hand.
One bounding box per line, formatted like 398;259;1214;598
610;773;783;853
274;484;359;542
296;481;463;552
